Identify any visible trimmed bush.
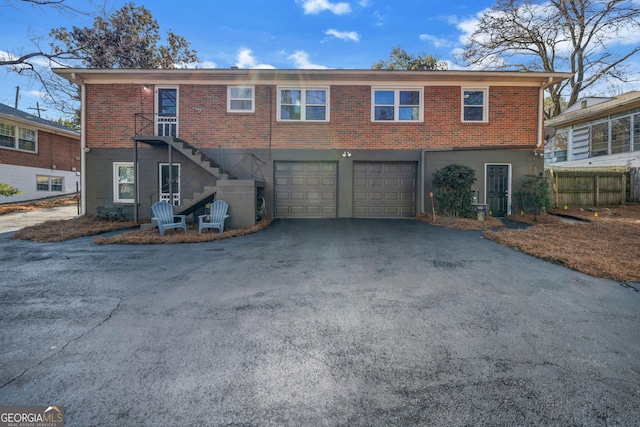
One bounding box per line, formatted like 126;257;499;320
433;164;477;217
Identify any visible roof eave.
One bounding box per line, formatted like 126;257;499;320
53;68;573;87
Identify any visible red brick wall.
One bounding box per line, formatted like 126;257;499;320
0;130;80;172
86;83;540;150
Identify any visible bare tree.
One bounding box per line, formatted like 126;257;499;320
459;0;640;117
1;0;93;67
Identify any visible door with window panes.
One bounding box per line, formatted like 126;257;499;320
159;163;180;205
156;88;178;136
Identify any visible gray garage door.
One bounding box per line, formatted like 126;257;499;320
353;162;416;217
274;162;337;217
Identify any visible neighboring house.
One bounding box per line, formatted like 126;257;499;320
0;103;80;203
53;68;569;226
544;91;640;167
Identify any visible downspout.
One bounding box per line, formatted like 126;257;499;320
538;77;554;148
537;84;545;148
80;81;87;216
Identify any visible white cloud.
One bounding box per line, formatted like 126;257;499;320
235;48;276;69
372;11;385;27
298;0;351;15
358;0;371;6
419;34;452;48
287;50;328;69
325;29;360;42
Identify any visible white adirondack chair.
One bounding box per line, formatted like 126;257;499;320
198;200;230;233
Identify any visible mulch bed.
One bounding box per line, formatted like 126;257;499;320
93;217;274;244
416;213;504;230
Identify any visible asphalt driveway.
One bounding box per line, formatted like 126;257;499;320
1;219;638;426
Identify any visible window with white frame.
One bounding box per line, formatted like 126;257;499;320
278;87;329;121
0;122;37;152
113;162;135;203
36;175;63;192
372;88;422;122
228;86;255;113
51;176;63;192
36;175;50;191
462;88;488;122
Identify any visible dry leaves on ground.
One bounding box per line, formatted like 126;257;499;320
484;204;640;283
0;197;77;215
11;217;138;242
93;217;274;244
416;213;504;230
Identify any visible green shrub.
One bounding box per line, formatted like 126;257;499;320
514;174;551;217
433;164;476;217
0;183;22;197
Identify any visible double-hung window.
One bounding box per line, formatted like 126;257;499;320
228;86;255;113
462;88;488;122
36;175;63;192
372;88;422;122
113;162;135;203
0;122;37;152
278;87;329;121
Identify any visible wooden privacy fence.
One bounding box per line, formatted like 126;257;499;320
547;169;633;207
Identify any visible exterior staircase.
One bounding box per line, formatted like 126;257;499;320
132;134;232;218
167;138;230;180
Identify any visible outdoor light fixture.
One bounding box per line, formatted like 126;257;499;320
342;151;352;157
143;85;150;90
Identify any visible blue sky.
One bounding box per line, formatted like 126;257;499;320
1;0;639;119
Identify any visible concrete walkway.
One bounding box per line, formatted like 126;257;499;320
0;205;79;233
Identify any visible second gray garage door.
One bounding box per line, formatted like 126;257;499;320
353;162;416;217
274;162;337;218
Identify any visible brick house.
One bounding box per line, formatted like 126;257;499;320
53;68;569;226
0;103;80;203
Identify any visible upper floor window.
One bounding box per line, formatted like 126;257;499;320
0;122;37;153
462;88;488;122
228;86;255;113
372;88;422;122
278;87;329;121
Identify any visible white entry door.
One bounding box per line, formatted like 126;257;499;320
159;163;180;205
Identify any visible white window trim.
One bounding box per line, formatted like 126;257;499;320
0;122;38;153
113;162;135;203
227;86;255;113
371;87;424;122
277;86;330;122
461;87;489;123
